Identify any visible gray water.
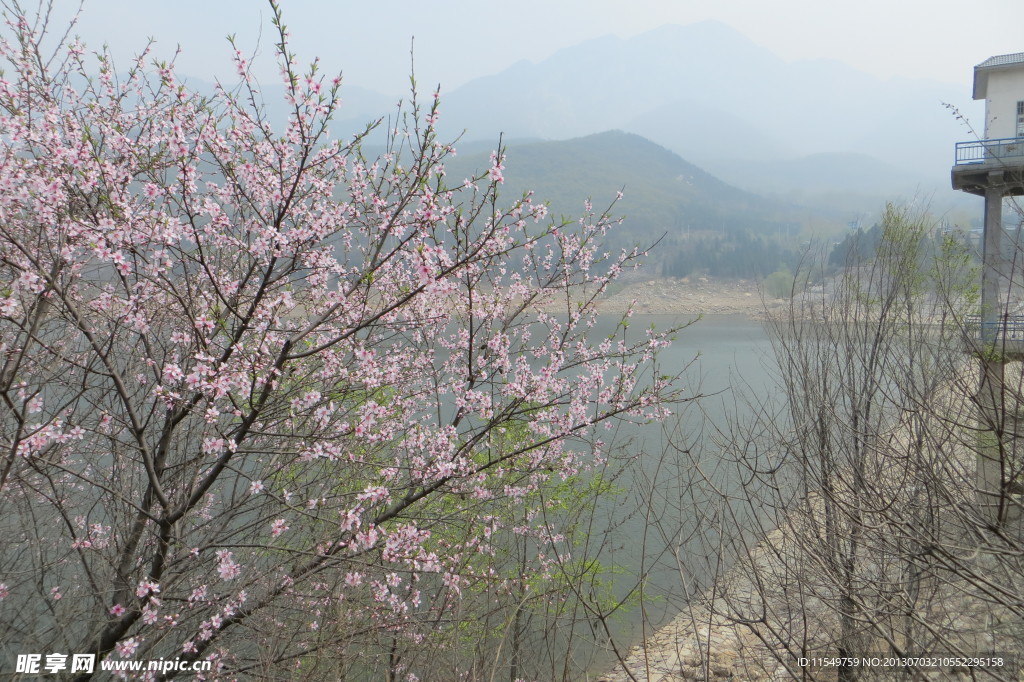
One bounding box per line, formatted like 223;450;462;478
612;313;778;594
544;313;781;675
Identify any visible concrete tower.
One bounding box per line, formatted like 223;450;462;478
952;53;1024;525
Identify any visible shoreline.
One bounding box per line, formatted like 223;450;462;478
597;357;1003;682
594;276;785;318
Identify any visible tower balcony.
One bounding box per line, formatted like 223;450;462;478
952;137;1024;196
964;314;1024;360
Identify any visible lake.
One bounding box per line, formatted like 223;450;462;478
543;313;783;676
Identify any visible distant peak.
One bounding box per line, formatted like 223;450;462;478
629;20;755;43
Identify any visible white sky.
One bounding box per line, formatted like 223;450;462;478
41;0;1024;96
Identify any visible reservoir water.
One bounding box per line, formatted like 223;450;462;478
561;313;782;675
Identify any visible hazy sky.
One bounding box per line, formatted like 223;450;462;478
44;0;1023;98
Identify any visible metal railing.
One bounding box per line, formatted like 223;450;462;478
955;137;1024;165
965;314;1024;340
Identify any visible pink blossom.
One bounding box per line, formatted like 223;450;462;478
340;508;360;531
162;364;184;383
0;9;681;671
194;315;216;332
202;437;226;455
216;551;241;581
136;579;160;598
357;485;389;504
116;637;139;658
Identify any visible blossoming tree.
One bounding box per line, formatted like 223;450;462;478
0;2;680;678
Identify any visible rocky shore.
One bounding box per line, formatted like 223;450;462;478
595;525;798;682
596;358;1020;682
595;277;784;317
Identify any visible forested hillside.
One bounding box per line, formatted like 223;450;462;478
446;131;811;276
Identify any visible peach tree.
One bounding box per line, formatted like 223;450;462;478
0;2;681;678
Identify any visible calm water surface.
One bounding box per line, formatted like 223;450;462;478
583;313;781;668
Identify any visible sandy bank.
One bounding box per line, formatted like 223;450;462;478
595;277;785;317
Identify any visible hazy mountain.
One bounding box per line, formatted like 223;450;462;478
444;131;821;259
707;152;931;211
432;21;976;212
621;98;791;165
438;130;824;278
169;20;980;224
439;21;786;142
